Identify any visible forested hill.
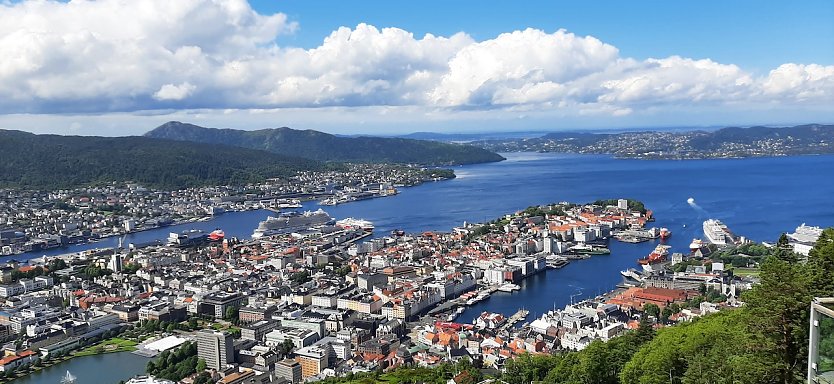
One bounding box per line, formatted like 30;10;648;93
145;121;505;165
0;130;327;190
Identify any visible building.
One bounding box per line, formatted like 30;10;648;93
281;317;326;337
196;330;234;370
294;345;330;379
238;305;276;325
110;304;140;322
0;350;37;372
199;292;245;319
356;273;387;291
275;359;303;384
139;302;187;322
264;328;319;350
108;253;124;273
240;320;278;342
126;376;176;384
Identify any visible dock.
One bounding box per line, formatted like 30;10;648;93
499;309;530;331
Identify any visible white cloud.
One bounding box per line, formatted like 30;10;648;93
153;82;196;101
0;0;831;128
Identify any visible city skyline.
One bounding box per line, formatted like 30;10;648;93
0;0;832;136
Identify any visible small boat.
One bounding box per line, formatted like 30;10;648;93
689;239;705;252
659;228;671;240
497;283;521;292
391;229;405;237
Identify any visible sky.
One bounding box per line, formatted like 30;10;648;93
0;0;833;136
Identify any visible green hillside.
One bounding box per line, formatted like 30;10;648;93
0;130;327;190
145;122;505;165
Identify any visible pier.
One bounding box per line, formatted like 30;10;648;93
498;309;530;331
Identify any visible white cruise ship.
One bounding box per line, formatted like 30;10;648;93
703;219;737;246
787;223;823;256
252;209;332;238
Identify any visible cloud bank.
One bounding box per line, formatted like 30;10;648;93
0;0;832;130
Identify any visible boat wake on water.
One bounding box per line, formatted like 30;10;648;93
687;197;709;216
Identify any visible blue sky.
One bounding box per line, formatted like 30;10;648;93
0;0;832;135
258;0;834;72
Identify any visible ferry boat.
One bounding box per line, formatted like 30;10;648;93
620;268;643;281
252;209;332;238
689;238;706;252
569;244;611;255
703;219;737;246
167;230;207;246
546;256;569;269
497;283;521;292
319;197;338;206
659;228;671;240
277;199;302;209
637;244;671;265
335;218;375;231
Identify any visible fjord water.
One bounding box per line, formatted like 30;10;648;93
15;153;834;323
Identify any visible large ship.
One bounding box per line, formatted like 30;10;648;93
638;244;671;265
703;219;737;246
252;209;332;238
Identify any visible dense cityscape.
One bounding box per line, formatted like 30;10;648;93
0;164;453;256
2;1;834;384
0;184;831;384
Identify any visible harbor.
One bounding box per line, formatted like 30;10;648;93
2;153;833;383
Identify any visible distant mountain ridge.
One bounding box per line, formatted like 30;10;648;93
145;122;505;165
475;124;834;159
0;130;327;190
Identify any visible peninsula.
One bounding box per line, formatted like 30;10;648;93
473;124;834;159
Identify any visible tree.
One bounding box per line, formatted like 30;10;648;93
808;228;834;293
742;256;813;384
661;307;673;323
634;314;655;345
281;339;295;355
621;310;770;384
643;303;660;318
196;358;207;372
224;307;239;325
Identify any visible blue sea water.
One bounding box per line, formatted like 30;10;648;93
13;153;834;323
